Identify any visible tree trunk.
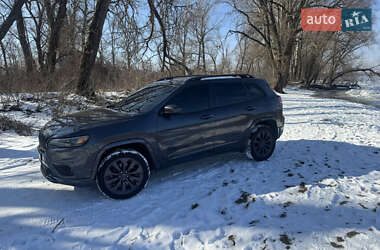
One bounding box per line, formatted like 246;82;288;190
16;9;34;73
76;0;111;97
273;31;296;93
181;29;188;75
45;0;68;74
274;71;287;93
26;0;45;71
201;37;206;73
197;42;201;71
0;41;9;75
35;27;44;71
0;0;26;42
81;0;89;51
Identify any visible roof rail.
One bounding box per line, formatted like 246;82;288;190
157;75;204;81
158;74;254;82
191;74;254;81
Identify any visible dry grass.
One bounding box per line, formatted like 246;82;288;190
0;63;176;95
0;115;32;136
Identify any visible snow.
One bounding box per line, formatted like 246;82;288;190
0;91;128;133
1;88;380;249
346;79;380;107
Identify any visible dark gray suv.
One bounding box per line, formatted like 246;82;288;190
38;74;284;199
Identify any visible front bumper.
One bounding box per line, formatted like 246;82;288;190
277;115;285;138
278;125;284;138
40;164;93;186
38;145;95;186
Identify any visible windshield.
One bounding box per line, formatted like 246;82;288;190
109;82;179;113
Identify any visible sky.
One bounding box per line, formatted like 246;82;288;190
360;0;380;66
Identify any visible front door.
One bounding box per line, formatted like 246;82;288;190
157;82;212;161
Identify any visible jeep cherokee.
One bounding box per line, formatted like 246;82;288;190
38;74;284;199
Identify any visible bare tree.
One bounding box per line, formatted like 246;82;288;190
164;1;193;74
44;0;68;73
25;0;46;70
109;0;144;70
230;0;311;93
16;7;34;72
0;0;378;94
191;0;215;73
0;0;25;42
297;25;374;88
0;41;9;74
76;0;111;97
148;0;192;75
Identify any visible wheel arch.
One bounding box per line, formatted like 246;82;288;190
93;139;158;179
250;119;278;138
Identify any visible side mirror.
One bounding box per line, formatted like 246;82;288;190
162;104;182;115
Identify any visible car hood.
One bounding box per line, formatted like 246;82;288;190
40;108;137;140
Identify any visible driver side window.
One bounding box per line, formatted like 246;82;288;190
167;83;210;113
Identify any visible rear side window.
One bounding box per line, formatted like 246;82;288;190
167;83;209;113
210;80;249;107
244;81;266;98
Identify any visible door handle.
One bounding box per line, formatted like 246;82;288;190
200;114;215;120
247;105;256;111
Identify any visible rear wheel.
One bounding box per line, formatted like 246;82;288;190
250;126;276;161
96;150;150;199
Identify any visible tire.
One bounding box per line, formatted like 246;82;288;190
250;126;276;161
96;150;150;200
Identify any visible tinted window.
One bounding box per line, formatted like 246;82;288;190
244;81;266;98
167;84;209;113
110;83;179;113
210;80;248;107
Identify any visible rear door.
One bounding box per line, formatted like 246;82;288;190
156;82;213;160
242;78;271;122
207;78;252;149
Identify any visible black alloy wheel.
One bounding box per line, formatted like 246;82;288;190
97;150;150;199
250;126;276;161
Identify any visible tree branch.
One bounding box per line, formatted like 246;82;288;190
228;30;266;47
330;66;380;85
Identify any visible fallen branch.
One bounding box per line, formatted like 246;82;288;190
51;218;64;233
329;66;380;85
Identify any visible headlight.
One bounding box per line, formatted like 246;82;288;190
49;136;89;148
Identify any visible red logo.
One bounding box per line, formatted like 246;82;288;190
301;9;341;31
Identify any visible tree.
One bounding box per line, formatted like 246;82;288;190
25;1;47;71
147;0;192;75
0;0;378;94
16;7;34;73
109;0;143;70
0;0;26;42
191;0;215;73
45;0;68;73
0;41;9;74
230;0;309;93
76;0;111;97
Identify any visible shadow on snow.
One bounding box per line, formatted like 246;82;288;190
0;139;379;247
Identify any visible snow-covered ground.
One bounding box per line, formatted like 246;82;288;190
0;91;130;134
346;79;380;107
0;88;379;249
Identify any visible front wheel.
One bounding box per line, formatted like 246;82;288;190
96;150;150;199
250;126;276;161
